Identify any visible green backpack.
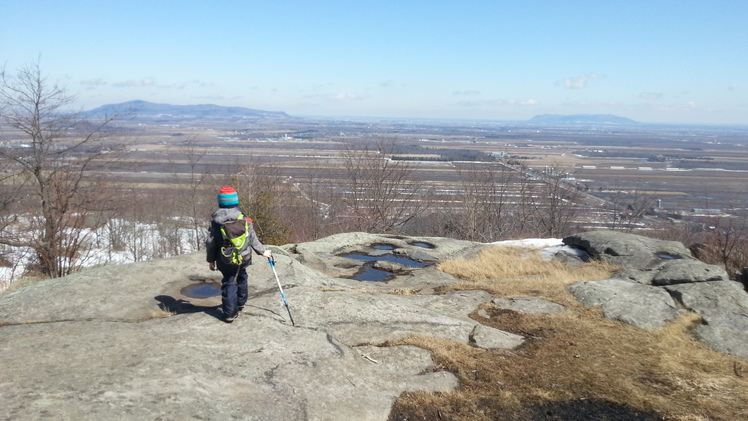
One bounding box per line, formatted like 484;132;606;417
219;214;252;266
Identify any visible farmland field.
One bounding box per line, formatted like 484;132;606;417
4;116;747;226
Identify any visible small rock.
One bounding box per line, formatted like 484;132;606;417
492;297;566;314
568;279;684;329
651;260;728;285
471;324;525;350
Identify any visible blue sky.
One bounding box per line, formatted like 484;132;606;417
2;0;747;124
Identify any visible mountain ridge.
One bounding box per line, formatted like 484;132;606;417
85;100;292;122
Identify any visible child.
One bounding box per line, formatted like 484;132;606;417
205;186;272;322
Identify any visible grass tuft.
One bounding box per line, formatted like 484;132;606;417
388;245;748;421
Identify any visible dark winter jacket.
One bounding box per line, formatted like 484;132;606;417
205;207;266;264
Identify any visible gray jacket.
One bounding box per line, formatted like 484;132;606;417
205;207;266;264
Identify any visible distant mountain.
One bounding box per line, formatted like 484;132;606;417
85;100;292;122
527;114;639;125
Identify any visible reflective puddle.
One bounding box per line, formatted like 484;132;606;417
655;252;682;260
340;241;438;282
341;253;427;268
180;283;221;298
409;241;436;249
342;251;430;282
353;266;395;282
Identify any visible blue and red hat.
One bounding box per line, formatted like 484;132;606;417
217;186;239;208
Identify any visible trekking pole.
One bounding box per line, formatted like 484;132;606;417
268;257;295;326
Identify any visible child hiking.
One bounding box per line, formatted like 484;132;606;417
206;186;272;323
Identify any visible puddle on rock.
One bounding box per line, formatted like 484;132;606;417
409;241;436;249
655;252;682;260
353;265;395;282
341;253;427;268
342;251;429;281
371;243;396;250
181;282;221;298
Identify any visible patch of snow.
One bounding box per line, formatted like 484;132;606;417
0;216;205;292
489;238;563;249
487;238;582;261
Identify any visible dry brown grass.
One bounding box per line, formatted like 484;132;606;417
150;307;176;319
0;276;41;294
437;246;618;307
388;245;748;421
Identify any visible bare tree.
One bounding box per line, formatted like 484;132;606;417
452;163;516;241
339;138;427;233
230;156;294;245
605;182;656;231
166;139;213;251
288;160;343;241
0;60;129;277
0;160;23;236
497;162;539;238
700;211;748;277
533;165;582;238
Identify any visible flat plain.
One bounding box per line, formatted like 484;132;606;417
5;116;747;226
110;118;748;219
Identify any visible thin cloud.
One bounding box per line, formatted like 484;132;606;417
560;99;622;108
508;98;538;106
177;80;213;89
639;92;664;100
80;78;107;86
191;95;225;101
558;73;605;89
380;80;395;88
458;98;538;107
649;100;699;112
112;78;157;88
453;90;481;96
329;92;369;101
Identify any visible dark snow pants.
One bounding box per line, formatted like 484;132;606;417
217;259;250;318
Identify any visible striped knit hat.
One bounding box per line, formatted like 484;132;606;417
217;186;240;208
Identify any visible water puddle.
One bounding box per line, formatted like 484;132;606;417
180;282;221;298
341;251;430;281
353;266;395;282
409;241;435;249
341;253;427;268
655;252;682;260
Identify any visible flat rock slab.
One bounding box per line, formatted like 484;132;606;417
0;316;457;421
0;233;509;421
563;230;693;270
567;279;685;329
665;281;748;359
651;260;728;285
692;311;748;360
664;280;748;314
471;324;526;349
284;232;486;285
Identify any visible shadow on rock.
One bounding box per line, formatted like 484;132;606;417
390;398;664;421
528;399;664;421
155;295;222;320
